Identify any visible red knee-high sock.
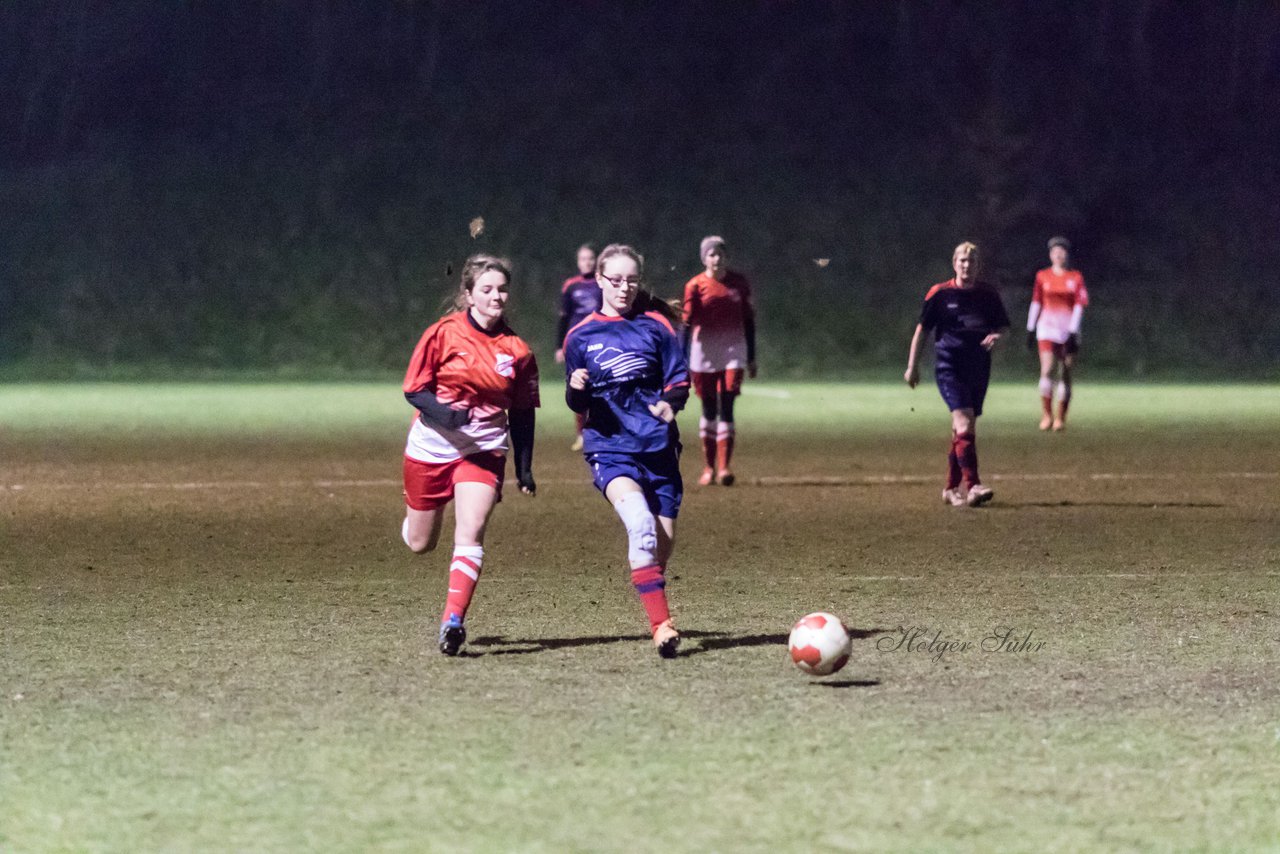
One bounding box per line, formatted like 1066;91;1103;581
954;432;980;487
699;417;716;468
716;421;735;471
631;565;671;629
442;546;483;623
946;434;962;489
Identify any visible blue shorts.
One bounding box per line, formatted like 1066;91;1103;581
935;359;991;416
586;445;683;519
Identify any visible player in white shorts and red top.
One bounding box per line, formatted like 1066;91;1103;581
1026;236;1090;431
682;235;757;486
400;254;539;656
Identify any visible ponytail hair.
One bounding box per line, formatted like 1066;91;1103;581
595;243;681;324
446;253;512;314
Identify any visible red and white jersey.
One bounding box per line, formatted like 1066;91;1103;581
402;311;539;463
682;270;754;371
1029;267;1089;343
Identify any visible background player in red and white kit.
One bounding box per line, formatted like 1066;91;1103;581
1027;236;1089;431
564;244;690;658
400;254;539;656
682;235;757;486
905;242;1010;507
555;243;601;451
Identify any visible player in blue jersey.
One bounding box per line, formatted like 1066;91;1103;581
555;244;601;451
904;242;1011;507
563;243;690;658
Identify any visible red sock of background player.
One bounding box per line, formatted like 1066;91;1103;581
699;417;716;469
630;565;671;629
716;420;735;472
441;545;483;624
955;432;980;487
946;433;962;490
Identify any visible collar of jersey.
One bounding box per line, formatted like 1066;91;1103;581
465;309;506;337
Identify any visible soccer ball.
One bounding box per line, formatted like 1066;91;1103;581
788;612;852;676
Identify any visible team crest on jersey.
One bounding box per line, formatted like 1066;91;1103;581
495;353;515;378
594;347;647;380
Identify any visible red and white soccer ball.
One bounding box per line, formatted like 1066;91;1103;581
788;612;852;676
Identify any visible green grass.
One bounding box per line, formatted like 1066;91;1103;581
2;383;1278;852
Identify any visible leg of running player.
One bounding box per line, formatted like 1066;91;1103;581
437;481;499;654
605;477;677;653
1037;346;1056;431
402;507;444;554
697;378;718;485
716;383;737;485
1054;353;1074;431
951;407;991;506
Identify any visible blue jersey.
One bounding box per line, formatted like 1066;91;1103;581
918;279;1011;371
557;275;603;344
564;310;691;455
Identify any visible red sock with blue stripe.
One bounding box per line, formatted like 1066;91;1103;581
630;565;670;630
954;432;980;487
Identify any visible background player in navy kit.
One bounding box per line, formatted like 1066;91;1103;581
904;242;1010;507
555;244;601;451
563;244;690;658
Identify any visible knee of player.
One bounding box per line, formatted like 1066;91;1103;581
614;492;659;568
401;519;438;554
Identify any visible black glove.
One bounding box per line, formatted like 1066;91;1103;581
516;469;536;496
1065;333;1079;354
1026;331;1037;352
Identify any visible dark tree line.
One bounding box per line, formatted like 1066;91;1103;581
1;2;1277;375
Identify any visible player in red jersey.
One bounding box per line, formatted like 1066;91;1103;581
1026;236;1089;431
905;242;1010;507
400;254;539;656
555;243;600;451
682;235;757;486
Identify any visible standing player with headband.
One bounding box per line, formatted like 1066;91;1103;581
400;254;539;656
904;241;1010;507
1027;236;1090;431
554;243;601;451
563;244;690;658
682;235;757;486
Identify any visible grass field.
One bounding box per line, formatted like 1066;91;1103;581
2;382;1278;852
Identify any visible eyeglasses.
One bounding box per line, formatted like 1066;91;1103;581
601;275;641;287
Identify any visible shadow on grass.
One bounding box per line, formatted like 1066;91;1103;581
1015;501;1225;508
468;627;891;659
811;679;882;688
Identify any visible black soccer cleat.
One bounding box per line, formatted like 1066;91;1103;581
438;617;466;656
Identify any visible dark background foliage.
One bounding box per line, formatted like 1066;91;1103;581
2;1;1277;377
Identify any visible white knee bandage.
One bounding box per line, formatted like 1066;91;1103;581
613;492;658;567
1056;380;1071;402
1038;377;1053;398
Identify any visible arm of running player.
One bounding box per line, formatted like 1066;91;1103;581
509;407;536;495
555;285;573;363
405;389;471;429
1026;274;1043;351
904;324;925;388
981;292;1012;351
650;322;691;423
563;334;593;412
744;285;758;378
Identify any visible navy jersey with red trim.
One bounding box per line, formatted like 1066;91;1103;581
918;279;1010;365
557;275;603;344
563;310;690;454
